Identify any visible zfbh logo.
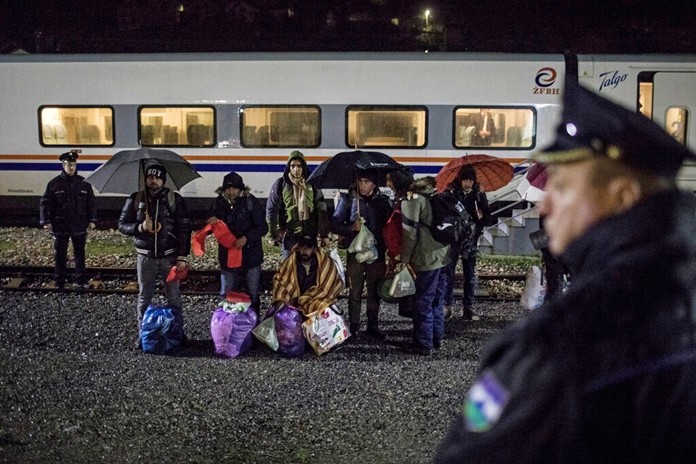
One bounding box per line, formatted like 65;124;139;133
535;67;557;87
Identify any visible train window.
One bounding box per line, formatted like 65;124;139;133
240;106;321;148
39;106;114;146
139;106;216;147
453;107;535;149
346;106;427;148
666;107;688;145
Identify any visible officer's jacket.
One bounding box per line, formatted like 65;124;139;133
436;189;696;463
118;188;191;259
39;171;97;235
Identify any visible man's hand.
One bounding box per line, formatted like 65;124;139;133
88;222;96;231
206;216;219;225
234;236;247;249
320;236;331;248
44;224;53;233
175;260;189;272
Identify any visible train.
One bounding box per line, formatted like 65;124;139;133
1;52;695;222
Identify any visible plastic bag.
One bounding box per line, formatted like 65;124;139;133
329;248;346;285
302;305;351;355
210;297;258;358
348;219;378;264
252;315;279;351
389;266;416;298
520;265;546;310
140;305;184;355
274;304;306;358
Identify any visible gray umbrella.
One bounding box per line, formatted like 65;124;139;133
85;147;201;194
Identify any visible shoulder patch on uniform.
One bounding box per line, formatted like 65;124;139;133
463;370;510;432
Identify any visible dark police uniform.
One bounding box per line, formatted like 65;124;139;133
435;81;696;463
39;151;97;287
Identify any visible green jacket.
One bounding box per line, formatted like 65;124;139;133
400;179;451;272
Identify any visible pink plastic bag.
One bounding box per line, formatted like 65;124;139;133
210;298;258;358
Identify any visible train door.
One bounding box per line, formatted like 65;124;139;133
640;72;696;192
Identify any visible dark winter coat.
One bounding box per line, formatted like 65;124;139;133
206;191;267;270
118;188;191;259
436;189;696;464
330;185;392;259
39;171;97;235
451;183;491;254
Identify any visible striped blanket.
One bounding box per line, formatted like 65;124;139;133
272;247;344;315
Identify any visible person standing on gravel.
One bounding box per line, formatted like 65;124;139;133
205;171;267;312
118;163;191;349
436;81;696;462
39;150;97;290
265;150;329;259
443;166;491;321
387;172;450;356
330;170;392;339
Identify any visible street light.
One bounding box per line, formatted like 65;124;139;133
424;9;431;29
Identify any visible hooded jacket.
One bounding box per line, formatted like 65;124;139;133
399;178;450;272
436;189;696;463
265;152;328;239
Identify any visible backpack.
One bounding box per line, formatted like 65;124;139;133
383;203;403;259
428;191;472;247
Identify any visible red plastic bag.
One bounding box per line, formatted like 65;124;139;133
166;265;189;283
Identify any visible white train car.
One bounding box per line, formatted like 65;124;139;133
0;52;694;218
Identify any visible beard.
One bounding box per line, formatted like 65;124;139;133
300;253;313;264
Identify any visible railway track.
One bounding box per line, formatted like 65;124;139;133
0;265;525;301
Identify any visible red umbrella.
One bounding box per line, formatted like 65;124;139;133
526;162;547;190
435;154;513;193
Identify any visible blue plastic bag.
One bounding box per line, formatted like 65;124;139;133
140;305;184;355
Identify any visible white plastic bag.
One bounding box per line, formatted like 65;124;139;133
390;266;416;298
302;305;351;355
520;265;546;310
329;248;346;284
347;218;378;264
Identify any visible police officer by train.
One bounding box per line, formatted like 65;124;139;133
39;150;97;290
436;80;696;462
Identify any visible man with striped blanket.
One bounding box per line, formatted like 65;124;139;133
271;235;344;316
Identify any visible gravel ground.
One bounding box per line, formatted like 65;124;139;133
0;289;527;464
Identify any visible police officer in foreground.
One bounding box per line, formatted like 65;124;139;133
39;150;97;290
435;80;696;463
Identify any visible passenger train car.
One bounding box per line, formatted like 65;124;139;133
0;52;694;218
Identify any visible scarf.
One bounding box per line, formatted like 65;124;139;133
289;173;309;221
272;246;344;315
192;222;242;268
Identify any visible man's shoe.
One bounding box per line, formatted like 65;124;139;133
401;342;432;356
349;324;360;336
444;305;453;321
433;339;443;350
365;326;387;340
462;306;474;321
134;336;143;350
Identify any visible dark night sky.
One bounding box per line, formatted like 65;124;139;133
2;0;696;54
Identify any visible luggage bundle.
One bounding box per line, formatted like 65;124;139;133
253;303;306;358
140;305;184;355
210;292;258;358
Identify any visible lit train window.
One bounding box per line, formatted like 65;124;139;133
666;107;688;145
39;106;114;147
139;106;216;147
346;106;427;148
240;105;321;148
453;107;536;149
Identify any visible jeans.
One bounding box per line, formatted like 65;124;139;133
444;251;477;308
136;254;182;330
53;233;87;284
221;265;262;309
346;253;386;331
412;266;447;350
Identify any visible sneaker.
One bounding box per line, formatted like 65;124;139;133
134;336;143;350
444;305;453;321
434;339;443;350
401;342;432;356
365;326;387;340
462;306;474;321
349;325;360;336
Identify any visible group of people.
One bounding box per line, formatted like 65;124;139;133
39;81;696;459
40;148;491;354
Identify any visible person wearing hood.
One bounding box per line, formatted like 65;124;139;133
265;150;329;259
205;171;267;311
386;172;450;356
330;169;392;338
436;81;696;463
443;166;492;321
40;150;97;290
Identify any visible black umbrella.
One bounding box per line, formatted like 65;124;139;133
86;147;201;194
306;150;403;190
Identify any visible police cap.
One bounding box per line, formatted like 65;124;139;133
534;80;696;180
59;150;80;162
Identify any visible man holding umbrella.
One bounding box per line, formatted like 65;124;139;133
330;169;392;338
118;163;192;349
